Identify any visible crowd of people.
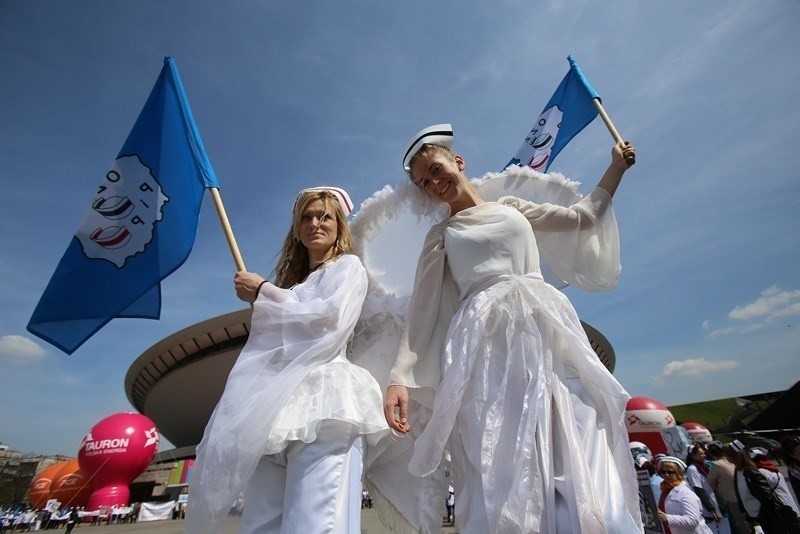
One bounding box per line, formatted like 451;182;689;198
632;436;800;534
0;503;142;533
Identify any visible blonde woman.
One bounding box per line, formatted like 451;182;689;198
657;457;714;534
188;187;389;534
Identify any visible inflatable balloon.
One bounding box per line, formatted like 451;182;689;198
29;461;70;510
50;459;93;508
78;412;159;510
681;422;713;444
625;397;690;459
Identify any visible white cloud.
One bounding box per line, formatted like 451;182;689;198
704;286;800;339
0;335;46;365
706;322;765;339
653;358;738;385
729;286;800;321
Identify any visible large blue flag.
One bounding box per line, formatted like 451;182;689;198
27;57;219;354
507;55;600;172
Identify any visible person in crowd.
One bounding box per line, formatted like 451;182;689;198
707;441;750;534
749;447;781;475
637;454;664;504
726;440;800;534
782;436;800;505
383;123;641;533
657;456;714;534
361;488;373;509
188;187;389;534
687;443;730;533
64;508;79;534
446;487;455;525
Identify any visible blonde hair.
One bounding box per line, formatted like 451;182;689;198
273;190;353;288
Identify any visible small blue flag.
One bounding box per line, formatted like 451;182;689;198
507;55;600;172
27;57;219;354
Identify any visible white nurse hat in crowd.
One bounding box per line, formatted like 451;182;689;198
656;456;687;470
402;123;454;173
294;186;354;216
730;440;746;453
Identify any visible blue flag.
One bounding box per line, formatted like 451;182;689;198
27;57;219;354
507;55;600;172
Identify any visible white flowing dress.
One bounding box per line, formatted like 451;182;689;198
187;254;389;533
389;190;642;533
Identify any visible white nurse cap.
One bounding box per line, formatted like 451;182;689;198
294;186;354;216
402;123;454;173
657;456;687;470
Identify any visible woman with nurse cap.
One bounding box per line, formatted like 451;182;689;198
382;123;641;532
188;186;389;534
657;456;715;534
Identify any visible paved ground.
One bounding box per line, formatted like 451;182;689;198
63;509;458;533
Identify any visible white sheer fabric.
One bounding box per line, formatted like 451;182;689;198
387;194;641;533
187;254;389;533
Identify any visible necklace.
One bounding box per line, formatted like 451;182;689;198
309;259;328;271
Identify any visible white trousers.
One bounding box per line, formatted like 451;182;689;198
241;420;363;534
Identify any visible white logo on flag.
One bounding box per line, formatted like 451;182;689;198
76;155;169;268
515;106;563;171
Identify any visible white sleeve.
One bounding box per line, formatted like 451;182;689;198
257;280;294;303
389;223;458;399
665;487;703;529
685;466;703;489
500;188;621;291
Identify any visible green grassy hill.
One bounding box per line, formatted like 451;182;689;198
669;391;782;434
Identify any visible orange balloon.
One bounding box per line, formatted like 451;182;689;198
50;459;93;508
29;461;71;509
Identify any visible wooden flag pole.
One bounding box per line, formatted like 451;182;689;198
209;188;246;271
592;98;635;165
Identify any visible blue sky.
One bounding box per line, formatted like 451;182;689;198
1;1;798;456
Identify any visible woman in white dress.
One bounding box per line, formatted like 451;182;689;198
382;124;641;533
187;187;389;534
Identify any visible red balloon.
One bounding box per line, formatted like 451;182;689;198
681;422;713;444
29;461;70;510
625;396;677;457
50;459;93;508
78;412;159;510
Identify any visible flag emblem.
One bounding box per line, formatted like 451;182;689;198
519;105;563;171
78;155;169;268
507;55;600;173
